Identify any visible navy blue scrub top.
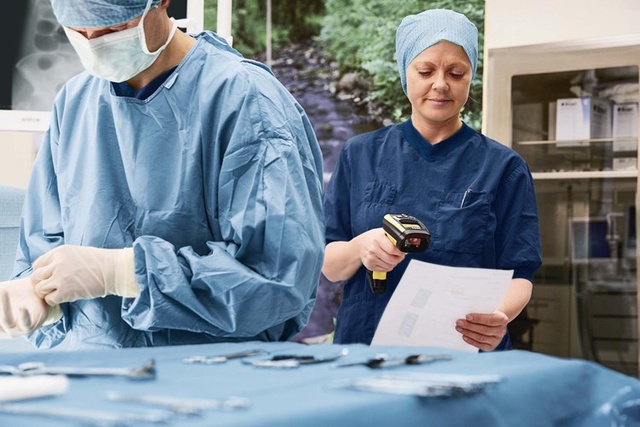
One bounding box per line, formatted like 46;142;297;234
324;119;542;346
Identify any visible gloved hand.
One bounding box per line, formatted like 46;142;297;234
31;245;139;306
0;278;62;336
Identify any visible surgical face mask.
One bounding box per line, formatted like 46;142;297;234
63;0;178;82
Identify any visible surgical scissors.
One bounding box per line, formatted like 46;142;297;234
0;359;156;380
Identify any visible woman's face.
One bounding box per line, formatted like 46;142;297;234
405;41;472;130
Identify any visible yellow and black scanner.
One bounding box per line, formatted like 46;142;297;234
367;213;431;294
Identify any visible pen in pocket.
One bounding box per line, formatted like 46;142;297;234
460;188;472;208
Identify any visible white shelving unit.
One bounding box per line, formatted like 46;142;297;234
485;36;640;376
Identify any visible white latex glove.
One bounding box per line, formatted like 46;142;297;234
0;278;62;337
31;246;139;306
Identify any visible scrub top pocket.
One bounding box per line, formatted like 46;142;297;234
436;191;489;255
363;180;396;205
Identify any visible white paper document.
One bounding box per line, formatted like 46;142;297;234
371;260;513;352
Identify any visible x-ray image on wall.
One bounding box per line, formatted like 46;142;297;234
2;0;83;112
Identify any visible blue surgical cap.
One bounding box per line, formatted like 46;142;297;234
50;0;162;28
396;9;478;94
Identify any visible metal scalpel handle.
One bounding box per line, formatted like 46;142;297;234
0;359;156;380
0;402;171;426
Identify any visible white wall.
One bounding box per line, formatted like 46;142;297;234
4;1;640;188
485;0;640;50
0;131;38;189
483;0;640;135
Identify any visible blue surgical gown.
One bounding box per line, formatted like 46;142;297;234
13;32;325;350
325;119;542;345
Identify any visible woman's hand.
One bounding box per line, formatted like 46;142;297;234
455;311;509;351
357;228;406;272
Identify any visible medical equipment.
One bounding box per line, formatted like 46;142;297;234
0;359;156;380
331;372;501;397
0;0;203;133
368;214;431;294
183;348;268;364
335;353;451;369
0;403;171;426
106;391;250;415
243;348;349;369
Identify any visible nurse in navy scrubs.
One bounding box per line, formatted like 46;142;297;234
322;9;542;351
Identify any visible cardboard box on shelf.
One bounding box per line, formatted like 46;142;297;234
612;157;637;171
612;102;638;152
555;97;612;147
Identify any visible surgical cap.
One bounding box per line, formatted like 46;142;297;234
50;0;162;28
396;9;478;94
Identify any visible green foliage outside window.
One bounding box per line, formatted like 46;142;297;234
203;0;324;55
320;0;485;129
202;0;485;129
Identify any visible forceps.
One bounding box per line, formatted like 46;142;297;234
0;359;156;380
183;349;268;365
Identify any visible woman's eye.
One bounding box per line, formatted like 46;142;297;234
418;71;432;76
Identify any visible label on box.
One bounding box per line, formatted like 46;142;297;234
555;97;611;147
612;157;638;171
612;102;638;152
556;98;590;146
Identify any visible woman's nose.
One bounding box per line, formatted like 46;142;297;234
432;71;448;90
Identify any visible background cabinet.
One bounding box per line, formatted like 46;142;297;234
485;37;640;377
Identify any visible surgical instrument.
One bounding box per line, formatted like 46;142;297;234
335;353;451;369
0;359;156;380
106;391;250;416
243;348;349;368
331;373;501;397
183;348;268;365
0;402;171;426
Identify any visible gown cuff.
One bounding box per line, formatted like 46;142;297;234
44;304;63;325
114;248;140;298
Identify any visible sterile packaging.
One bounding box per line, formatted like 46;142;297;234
612;157;637;171
555;97;612;147
612;102;638;152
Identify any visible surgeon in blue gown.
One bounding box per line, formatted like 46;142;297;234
0;0;324;350
321;9;542;350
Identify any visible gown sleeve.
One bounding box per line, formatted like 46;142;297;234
19;61;325;346
122;65;325;338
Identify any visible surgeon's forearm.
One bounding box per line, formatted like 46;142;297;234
322;239;363;282
498;278;533;322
